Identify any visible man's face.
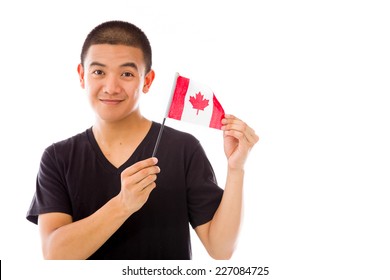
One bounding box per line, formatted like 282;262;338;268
78;44;153;123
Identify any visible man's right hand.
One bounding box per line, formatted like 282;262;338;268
119;157;160;215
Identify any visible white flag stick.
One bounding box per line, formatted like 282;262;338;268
151;72;180;157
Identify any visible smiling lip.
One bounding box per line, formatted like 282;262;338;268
99;99;123;105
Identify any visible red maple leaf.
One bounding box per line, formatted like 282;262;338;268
189;92;209;115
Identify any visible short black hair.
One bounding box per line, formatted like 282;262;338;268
80;20;152;74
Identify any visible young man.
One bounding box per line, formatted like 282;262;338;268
26;20;259;260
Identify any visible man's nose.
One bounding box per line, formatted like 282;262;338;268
103;75;121;94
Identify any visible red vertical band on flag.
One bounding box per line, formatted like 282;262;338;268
210;94;225;129
168;76;189;120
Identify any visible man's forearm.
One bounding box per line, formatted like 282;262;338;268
208;167;245;259
42;195;130;259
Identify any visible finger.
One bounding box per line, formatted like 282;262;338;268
222;118;258;142
138;181;157;208
223;114;238;120
224;129;246;143
121;157;158;178
141;178;158;191
121;158;160;190
222;121;247;132
122;165;160;188
225;125;259;149
139;174;158;191
221;113;245;127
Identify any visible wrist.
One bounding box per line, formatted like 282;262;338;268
111;194;133;220
227;166;245;176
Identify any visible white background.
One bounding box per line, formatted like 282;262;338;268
1;0;390;279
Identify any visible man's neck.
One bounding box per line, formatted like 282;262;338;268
92;114;151;147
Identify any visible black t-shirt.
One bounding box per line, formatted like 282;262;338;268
26;122;223;259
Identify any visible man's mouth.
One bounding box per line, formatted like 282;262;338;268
99;99;124;105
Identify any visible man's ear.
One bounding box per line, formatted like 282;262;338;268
143;69;155;93
77;64;85;89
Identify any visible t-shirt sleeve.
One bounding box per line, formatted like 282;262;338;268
186;143;223;229
26;146;72;224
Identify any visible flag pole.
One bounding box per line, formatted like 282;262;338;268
151;72;180;157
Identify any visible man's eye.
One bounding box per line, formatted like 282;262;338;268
92;70;104;75
122;72;134;77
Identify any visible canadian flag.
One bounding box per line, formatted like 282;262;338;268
166;73;225;129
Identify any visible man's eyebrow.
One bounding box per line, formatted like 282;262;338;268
89;61;106;67
88;61;138;71
120;62;138;71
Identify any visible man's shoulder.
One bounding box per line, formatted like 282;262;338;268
44;128;91;155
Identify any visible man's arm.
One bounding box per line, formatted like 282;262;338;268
38;158;160;259
195;114;259;259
